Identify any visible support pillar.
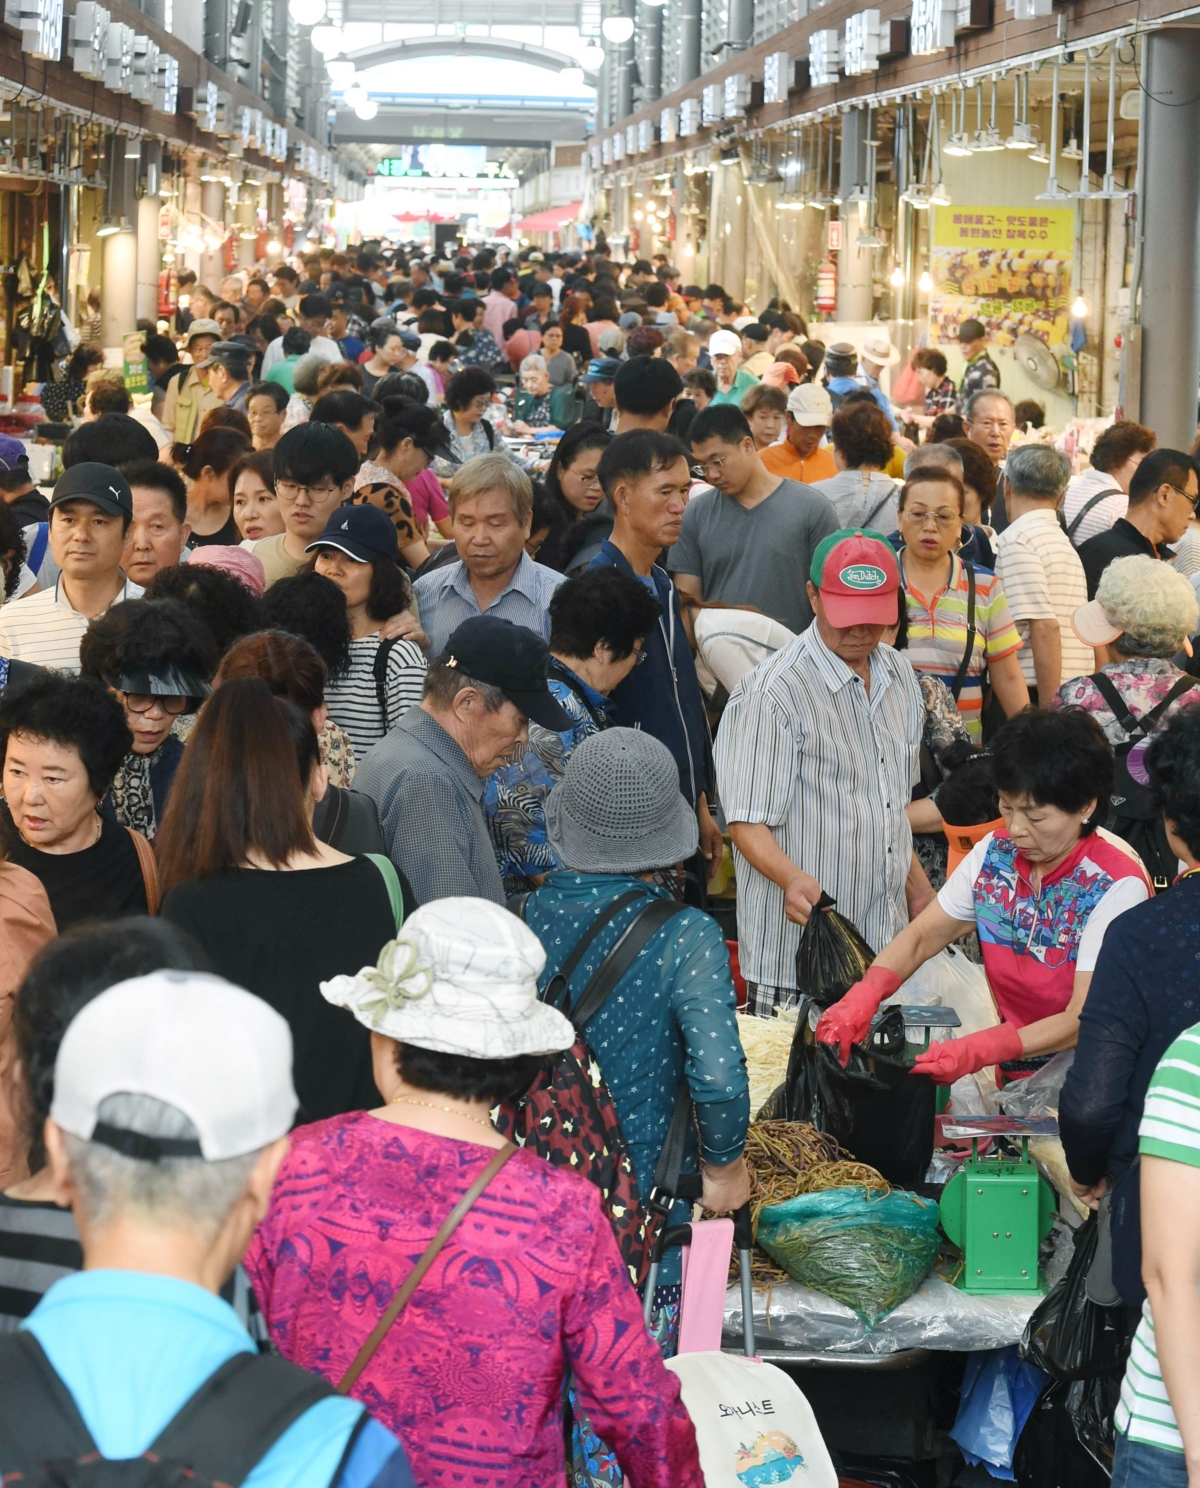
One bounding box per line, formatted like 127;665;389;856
100;229;138;351
1139;28;1200;449
236;193;257;267
837;108;872;322
728;0;753;52
615;0;636;122
136;193;161;324
199;180;226;289
678;0;701;84
640;4;662;102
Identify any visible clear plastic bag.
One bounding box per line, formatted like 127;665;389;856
951;1346;1050;1481
756;1187;941;1327
996;1051;1075;1119
884;945;1000;1037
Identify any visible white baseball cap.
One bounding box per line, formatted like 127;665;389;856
709;329;742;357
51;972;297;1161
787;383;834;426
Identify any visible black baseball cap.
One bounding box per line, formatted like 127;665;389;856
306;504;399;563
49;462;133;521
440;616;570;731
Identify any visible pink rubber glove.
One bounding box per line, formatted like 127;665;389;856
910;1022;1024;1085
815;965;902;1067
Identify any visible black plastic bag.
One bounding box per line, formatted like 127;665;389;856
780;997;936;1189
1013;1377;1114;1488
795;893;875;1010
1021;1214;1133;1382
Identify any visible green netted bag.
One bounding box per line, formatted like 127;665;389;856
757;1186;941;1327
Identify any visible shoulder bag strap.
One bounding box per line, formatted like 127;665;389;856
1089;671;1150;741
482;418;495;449
0;1331;98;1471
365;852;404;931
648;1084;698;1209
1141;675;1200;729
126;825;160;914
948;558;977;702
570;897;689;1031
864;487;894;529
372;637;400;733
322;783;349;851
1066;488;1123;541
150;1352;335;1487
549;888;646;1001
335;1142;518;1396
546;658;606;730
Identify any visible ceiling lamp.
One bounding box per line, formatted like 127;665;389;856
326;59;356;86
288;0;326;25
354;96;379;120
310;24;344;55
889;266;905;287
559;66;585;87
601;15;635;44
344;79;366;103
918;269;934;292
580;43;605;68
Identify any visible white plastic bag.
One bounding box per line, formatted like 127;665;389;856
665;1352;838;1487
886;945;1000;1038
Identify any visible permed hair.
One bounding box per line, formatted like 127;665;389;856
1095;554;1200;659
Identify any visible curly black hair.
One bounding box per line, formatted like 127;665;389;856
1147;707;1200;859
79;598;219;690
262;570;353;679
548;567;661;661
0;672;132;797
830;401;894;470
143;564;266;657
0;497;28;602
13;918;209;1172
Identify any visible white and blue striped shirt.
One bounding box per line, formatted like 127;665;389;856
412;552;565;658
0;576;143;675
715;623;923;993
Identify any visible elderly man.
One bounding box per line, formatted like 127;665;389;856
354;616;569;904
715;529;929;1016
160;319;223;444
0;970;414;1487
121;459;192;588
413;454;565;657
1076;448;1199;598
965;389;1016;529
708;329;758;407
207;340;253;413
993;443;1091;702
760;383;838;484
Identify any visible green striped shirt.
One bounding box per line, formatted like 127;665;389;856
1115;1026;1200;1452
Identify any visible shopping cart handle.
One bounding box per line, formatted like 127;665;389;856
732;1201;754;1250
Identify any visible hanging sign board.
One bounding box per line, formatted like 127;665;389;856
929;205;1075;346
827;218;843;251
122;332;149;395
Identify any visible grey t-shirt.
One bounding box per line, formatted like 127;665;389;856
667;478;839;633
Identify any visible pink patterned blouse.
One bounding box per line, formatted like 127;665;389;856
244;1113;702;1488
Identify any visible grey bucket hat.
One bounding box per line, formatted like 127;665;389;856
544;727;699;874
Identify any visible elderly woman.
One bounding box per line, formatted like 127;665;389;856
245;898;703;1488
1055;554;1200;743
79;600;215;842
0;673;152;929
817;708;1150;1082
811;400;901;530
513;354;560;431
896;471;1029;742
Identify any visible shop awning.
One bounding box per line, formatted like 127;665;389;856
515;201;582;233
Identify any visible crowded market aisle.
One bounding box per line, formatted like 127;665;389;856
1;239;1200;1488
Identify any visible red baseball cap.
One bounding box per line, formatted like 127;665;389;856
810;529;901;627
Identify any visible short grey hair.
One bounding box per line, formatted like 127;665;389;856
423;659;506;712
291;353;328;398
1005;443;1071;502
519;354;549;376
1099;554;1200;658
965;389;1014;424
448;453;533;523
61;1094;264;1234
904;444;963;481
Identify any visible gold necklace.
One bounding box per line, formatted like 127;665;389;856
18;811;101;851
389;1096;495;1131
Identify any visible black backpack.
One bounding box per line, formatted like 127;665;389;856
1088;671;1199;890
0;1333;361;1488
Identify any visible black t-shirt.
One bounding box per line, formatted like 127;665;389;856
188;508;242;548
161;856;397;1124
1076;517;1173;599
0;805;147;930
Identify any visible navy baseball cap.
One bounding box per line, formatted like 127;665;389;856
439;617;570;731
0;434;28;472
306;504;399;563
581;358;621;385
49;462;133;521
397;328;422;351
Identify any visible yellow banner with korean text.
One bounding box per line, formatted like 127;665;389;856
929;205;1075;348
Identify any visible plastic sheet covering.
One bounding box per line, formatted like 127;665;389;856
723;1273;1042;1356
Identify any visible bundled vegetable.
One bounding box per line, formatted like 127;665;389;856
756;1187;942;1327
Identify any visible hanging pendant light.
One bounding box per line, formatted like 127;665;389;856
288;0;327;26
1007;73;1036;149
944;88;973;156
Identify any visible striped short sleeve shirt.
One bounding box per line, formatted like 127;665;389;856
1115;1024;1200;1452
993;509;1093;690
715;624;924;993
0;578;143;674
900;554;1022;742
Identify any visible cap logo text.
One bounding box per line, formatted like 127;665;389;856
839;563;888;590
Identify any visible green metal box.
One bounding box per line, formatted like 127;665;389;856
939;1141;1056;1294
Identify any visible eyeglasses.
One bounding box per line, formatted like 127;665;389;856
691;455;728;478
901;508;959;528
1167;483;1200;510
275;479;341;504
120;692;190;716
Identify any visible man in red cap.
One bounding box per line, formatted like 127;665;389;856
714;528;932;1017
